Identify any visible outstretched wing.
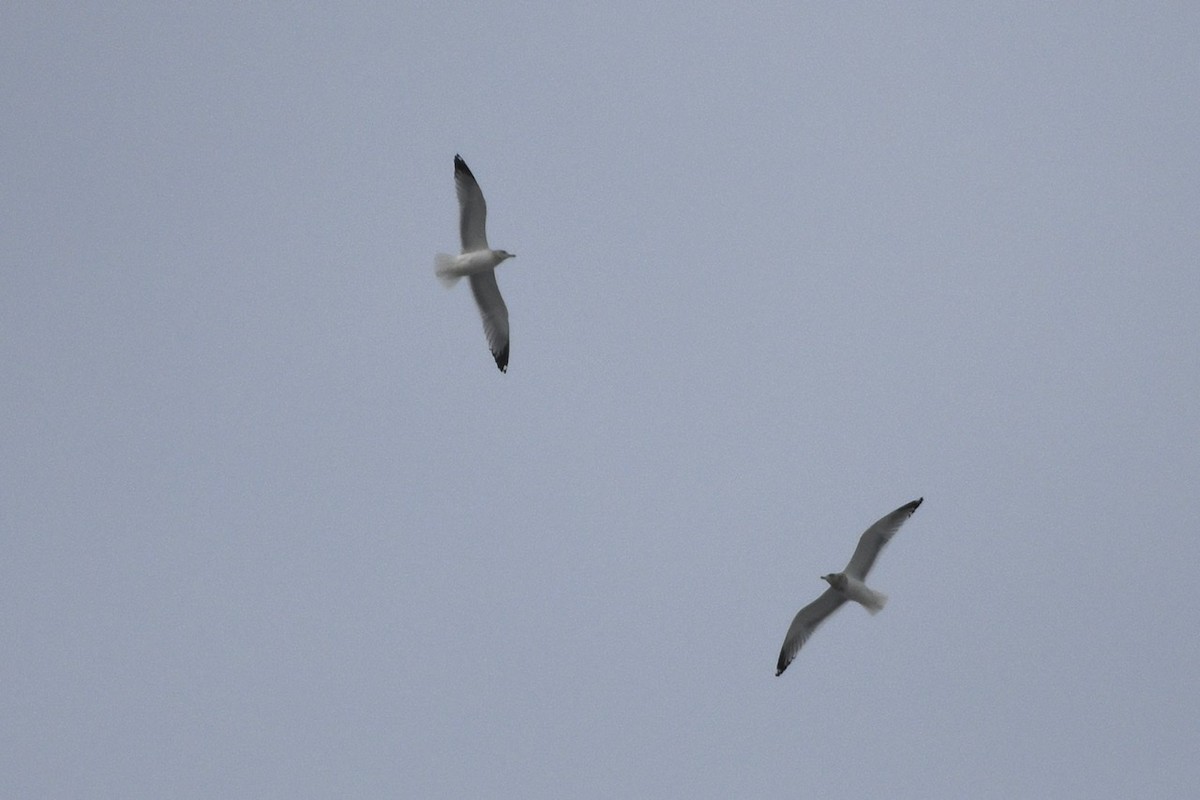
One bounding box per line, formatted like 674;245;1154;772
843;498;923;580
469;271;509;372
455;155;489;252
776;587;846;676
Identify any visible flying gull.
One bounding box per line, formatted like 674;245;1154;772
775;498;923;676
434;155;516;372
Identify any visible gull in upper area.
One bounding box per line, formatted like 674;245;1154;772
775;498;923;676
434;155;516;372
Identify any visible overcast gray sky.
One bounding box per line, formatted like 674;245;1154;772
4;3;1199;797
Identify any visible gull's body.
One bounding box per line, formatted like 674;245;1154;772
434;155;515;372
775;498;923;676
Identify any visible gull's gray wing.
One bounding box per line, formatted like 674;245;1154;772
469;271;509;372
776;587;846;676
455;155;489;252
843;498;923;580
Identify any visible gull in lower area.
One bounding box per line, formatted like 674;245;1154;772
434;155;515;372
775;498;923;676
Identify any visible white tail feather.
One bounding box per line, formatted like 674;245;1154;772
434;253;461;288
861;588;888;615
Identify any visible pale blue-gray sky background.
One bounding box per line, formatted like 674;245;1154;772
3;3;1199;797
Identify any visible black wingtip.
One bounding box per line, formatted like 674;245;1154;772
454;154;473;178
911;497;924;510
492;344;509;373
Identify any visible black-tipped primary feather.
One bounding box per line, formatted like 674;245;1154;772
454;154;489;252
469;270;509;372
776;588;846;676
843;497;923;580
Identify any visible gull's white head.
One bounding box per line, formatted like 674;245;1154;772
821;573;847;591
495;250;515;262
